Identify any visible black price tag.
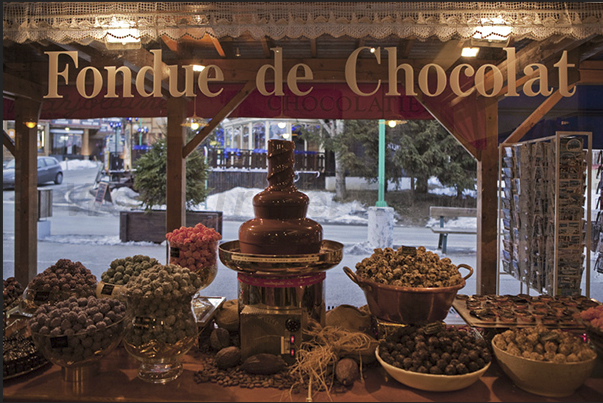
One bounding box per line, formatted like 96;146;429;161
170;247;180;258
34;291;50;303
50;336;69;349
101;283;115;295
133;317;156;329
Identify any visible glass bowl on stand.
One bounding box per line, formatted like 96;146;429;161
121;264;203;384
29;311;126;382
168;237;220;320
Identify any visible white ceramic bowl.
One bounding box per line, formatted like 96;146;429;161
375;347;490;392
491;334;597;397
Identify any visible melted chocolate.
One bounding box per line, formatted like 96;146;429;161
238;140;323;255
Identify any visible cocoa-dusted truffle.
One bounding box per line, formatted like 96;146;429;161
26;259;97;299
101;255;160;286
28;296;126;364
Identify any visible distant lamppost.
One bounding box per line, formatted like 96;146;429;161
108;121;122;153
138;125;148;146
376;120;387;207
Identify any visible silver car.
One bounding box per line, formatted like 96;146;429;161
3;156;63;189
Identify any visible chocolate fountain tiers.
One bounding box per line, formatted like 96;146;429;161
219;240;343;276
238;139;323;255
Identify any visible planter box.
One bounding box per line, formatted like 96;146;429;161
119;210;223;243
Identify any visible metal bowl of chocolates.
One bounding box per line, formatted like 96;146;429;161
344;246;472;324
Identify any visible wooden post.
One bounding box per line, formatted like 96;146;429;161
476;97;499;295
14;96;42;286
166;97;187;239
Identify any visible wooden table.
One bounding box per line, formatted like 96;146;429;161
4;345;603;402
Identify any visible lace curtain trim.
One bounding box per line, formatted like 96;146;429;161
4;2;603;44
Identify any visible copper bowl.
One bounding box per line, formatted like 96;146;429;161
343;264;472;324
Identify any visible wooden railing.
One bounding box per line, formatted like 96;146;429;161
205;148;327;172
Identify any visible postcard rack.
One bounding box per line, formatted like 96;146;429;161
498;132;592;297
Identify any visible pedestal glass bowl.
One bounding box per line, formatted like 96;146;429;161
121;264;201;384
28;297;127;382
122;296;198;384
166;223;222;293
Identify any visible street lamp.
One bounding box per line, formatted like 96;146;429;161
377;120;387;207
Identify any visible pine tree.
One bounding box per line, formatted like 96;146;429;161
133;136;209;211
391;120;476;197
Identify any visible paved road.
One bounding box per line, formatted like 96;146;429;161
4;164;601;306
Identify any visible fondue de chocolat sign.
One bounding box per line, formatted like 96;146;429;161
45;47;577;100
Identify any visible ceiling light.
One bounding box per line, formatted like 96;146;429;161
64;127;70;132
387;120;408;128
25;121;37;129
278;122;287;129
193;65;205;72
181;94;207;131
235;47;241;57
461;47;480;57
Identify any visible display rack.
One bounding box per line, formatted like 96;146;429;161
498;132;592;297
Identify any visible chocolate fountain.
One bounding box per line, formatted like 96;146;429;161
219;140;342;363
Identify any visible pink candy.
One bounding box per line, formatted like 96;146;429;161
166;223;221;273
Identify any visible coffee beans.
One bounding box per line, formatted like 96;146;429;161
193;356;296;390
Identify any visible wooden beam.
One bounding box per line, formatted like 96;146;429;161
398;38;414;58
166;96;187;237
476;97;499;295
210;35;226;58
14;96;42;287
579;60;603;84
187;58;443;83
3;130;16;156
483;36;592;93
183;81;257;157
310;38;317;58
432;39;464;72
414;93;478;159
504;84;575;144
261;37;272;58
161;35;179;53
3;73;45;102
448;71;538;108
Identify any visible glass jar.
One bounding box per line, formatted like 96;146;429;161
165;222;222;293
168;241;218;291
121;263;202;383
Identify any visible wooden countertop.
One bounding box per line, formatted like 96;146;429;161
4;345;603;402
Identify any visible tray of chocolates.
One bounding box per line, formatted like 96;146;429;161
452;294;600;329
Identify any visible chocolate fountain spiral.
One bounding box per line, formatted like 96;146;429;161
266;140;295;190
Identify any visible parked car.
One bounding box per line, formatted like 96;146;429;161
3;156;63;189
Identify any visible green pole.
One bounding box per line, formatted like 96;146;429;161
376;119;387;207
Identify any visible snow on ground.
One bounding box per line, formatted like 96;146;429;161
111;177;478;228
60;159;99;170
